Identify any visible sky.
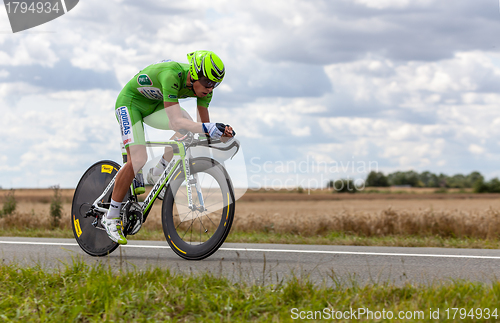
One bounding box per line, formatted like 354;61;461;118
1;0;500;189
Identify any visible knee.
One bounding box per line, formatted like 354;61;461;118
128;151;147;173
164;146;174;159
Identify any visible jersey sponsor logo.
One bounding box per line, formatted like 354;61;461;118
172;83;179;89
168;94;177;99
116;106;134;145
178;72;182;78
137;87;163;100
137;74;153;86
154;59;172;64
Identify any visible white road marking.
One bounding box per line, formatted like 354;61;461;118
1;240;500;260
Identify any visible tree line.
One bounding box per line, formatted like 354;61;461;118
365;170;500;193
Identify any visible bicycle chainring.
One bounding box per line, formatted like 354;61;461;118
122;201;143;235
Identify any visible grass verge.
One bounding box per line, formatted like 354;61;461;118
0;260;499;322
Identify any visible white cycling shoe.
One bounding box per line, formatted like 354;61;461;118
147;168;165;200
101;217;127;245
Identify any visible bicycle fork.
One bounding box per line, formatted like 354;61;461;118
184;151;206;213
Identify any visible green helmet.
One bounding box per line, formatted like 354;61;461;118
187;50;225;88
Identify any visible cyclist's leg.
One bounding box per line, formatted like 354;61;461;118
143;105;192;163
113;103;148;202
164;109;193;159
112;145;146;201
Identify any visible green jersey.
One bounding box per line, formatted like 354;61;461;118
115;59;213;148
119;60;212;114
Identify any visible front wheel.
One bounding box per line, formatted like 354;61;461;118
162;157;235;260
71;160;130;257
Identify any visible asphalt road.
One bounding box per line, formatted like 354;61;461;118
2;237;500;286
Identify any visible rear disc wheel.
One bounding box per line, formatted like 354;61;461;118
71;160;129;256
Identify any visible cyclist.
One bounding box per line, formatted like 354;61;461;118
102;50;234;245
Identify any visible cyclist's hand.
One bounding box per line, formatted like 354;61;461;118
222;125;235;137
203;123;235;139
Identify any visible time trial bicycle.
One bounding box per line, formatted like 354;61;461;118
71;133;239;260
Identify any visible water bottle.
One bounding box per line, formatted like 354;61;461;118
133;170;146;195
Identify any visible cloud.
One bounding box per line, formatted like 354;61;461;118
2;0;500;188
1;60;121;92
0;89;121;187
218;0;500;64
0;35;59;67
469;144;485;155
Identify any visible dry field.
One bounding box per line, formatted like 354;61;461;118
2;189;500;240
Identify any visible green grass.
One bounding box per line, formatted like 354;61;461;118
0;260;499;322
2;228;500;249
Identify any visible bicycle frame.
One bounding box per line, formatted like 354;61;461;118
90;139;202;221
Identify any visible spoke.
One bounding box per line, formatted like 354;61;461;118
202;190;218;203
173;205;192;217
177;189;187;197
197;216;212;239
198;173;217;201
172;169;227;246
176;210;193;216
173;201;190;208
202;184;219;202
177;213;194;228
179;219;195;240
204;201;223;210
202;212;219;228
199;215;202;244
190;216;193;243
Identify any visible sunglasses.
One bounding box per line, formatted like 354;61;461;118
198;76;220;89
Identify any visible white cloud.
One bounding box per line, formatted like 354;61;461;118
469;144;485;155
2;0;500;187
353;0;433;9
0;36;59;67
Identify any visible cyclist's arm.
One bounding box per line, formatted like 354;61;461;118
164;102;204;133
164;102;233;137
197;106;210;123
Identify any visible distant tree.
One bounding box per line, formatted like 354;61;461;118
332;179;359;193
448;174;467;188
473;178;488;193
437;173;448;188
388;171;421;187
473;177;500;193
489;178;500;193
365;171;389;187
418;171;439;188
466;171;484;188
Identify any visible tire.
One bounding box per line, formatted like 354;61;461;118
71;160;129;257
162;157;235;260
